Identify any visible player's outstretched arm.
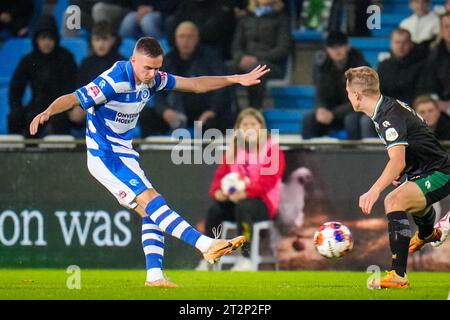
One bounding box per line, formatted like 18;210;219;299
29;93;80;136
359;145;406;215
174;65;270;94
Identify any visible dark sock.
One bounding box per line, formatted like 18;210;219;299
387;211;411;277
413;207;436;240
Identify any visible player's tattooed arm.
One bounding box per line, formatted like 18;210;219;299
359;145;406;215
29;93;80;136
174;65;270;94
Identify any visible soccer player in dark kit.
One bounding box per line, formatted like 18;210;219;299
345;66;450;289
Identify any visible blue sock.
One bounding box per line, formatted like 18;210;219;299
145;195;213;252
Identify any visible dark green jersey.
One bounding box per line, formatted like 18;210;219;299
371;95;450;178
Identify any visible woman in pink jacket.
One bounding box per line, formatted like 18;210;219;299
198;108;285;271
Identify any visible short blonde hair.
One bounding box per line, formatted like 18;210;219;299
345;66;380;96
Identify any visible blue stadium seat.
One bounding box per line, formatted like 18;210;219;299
159;37;171;54
350;37;390;67
263;109;305;134
119;38;136;59
383;3;410;14
60;38;88;65
29;0;45;34
0;87;8;134
371;27;395;38
350;37;390;50
381;13;408;27
292;29;324;42
0;38;32;82
54;0;70;32
271;86;316;110
329;129;348;140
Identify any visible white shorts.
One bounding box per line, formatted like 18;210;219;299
87;151;153;209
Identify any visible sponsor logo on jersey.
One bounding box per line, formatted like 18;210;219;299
141;88;150;101
88;85;100;99
129;179;139;186
119;191;127;199
382;121;391;128
425;180;431;190
115;112;139;124
99;80;106;89
385;128;399;141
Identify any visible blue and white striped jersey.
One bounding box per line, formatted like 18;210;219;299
75;60;176;158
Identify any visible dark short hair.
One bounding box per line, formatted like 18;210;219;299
134;37;163;57
325;31;348;47
92;20;115;38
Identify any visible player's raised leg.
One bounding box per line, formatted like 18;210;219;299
135;189;247;264
370;181;425;288
408;172;450;252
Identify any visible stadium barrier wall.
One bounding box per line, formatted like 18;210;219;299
1;143;449;271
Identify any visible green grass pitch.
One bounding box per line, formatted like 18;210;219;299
0;269;449;300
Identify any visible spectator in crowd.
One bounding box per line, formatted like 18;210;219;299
196;108;285;271
119;0;178;40
378;28;428;105
139;21;233;136
169;0;239;60
8;15;78;137
231;0;291;109
92;1;132;32
71;21;125;137
302;31;370;139
413;95;450;140
400;0;440;46
0;0;33;42
425;11;450;113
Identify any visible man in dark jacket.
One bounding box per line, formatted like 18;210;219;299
139;21;233;136
378;28;428;105
425;12;450;113
302;31;370;139
231;0;290;108
8;15;78;137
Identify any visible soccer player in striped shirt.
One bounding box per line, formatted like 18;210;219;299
29;37;270;287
